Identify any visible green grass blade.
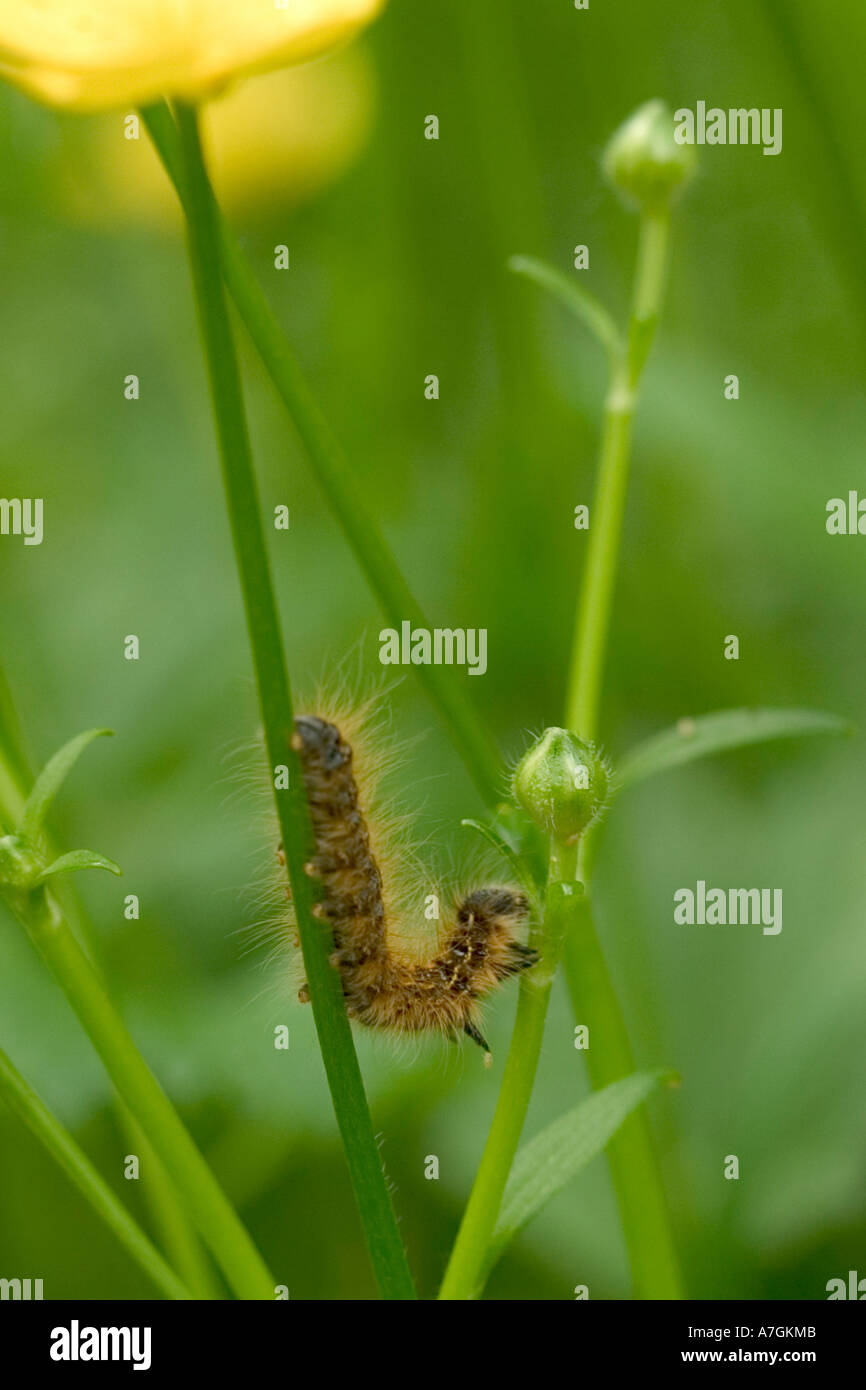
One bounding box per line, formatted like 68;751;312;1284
170;100;416;1300
140;100;501;809
618;707;853;791
0;1046;191;1302
482;1069;676;1290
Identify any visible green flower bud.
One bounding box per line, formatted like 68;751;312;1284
512;728;610;844
602;99;696;212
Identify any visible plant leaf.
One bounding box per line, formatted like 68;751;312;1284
509;254;622;364
18;729;113;841
617;708;853;792
481;1069;676;1290
36;849;122;883
461;817;531;885
462;801;552;896
0;663;30;810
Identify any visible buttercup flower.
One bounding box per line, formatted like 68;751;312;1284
68;52;377;226
0;0;385;111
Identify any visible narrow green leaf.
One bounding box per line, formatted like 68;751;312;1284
618;708;853;791
0;662;30;806
140;100;502;809
482;1069;676;1287
0;1046;190;1301
0;665;29;834
36;849;122;883
509;254;623;364
19;729;113;841
168;101;416;1301
461;817;533;888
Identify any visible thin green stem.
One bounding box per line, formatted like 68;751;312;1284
562;898;681;1298
0;729;215;1297
438;842;578;1300
562;207;683;1298
567;209;669;739
0;709;98;962
567;401;635;741
0;663;30;795
140;101;501;808
0;756;22;833
1;887;273;1298
171;100;416;1301
127;1119;223;1300
0;1046;191;1302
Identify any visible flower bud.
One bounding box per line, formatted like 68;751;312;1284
602;100;696;212
512;729;610;844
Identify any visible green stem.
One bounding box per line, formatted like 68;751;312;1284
128;1119;223;1300
140;101;501;808
171;100;416;1301
567;209;669;739
0;733;215;1297
0;1046;191;1302
0;755;22;833
438;841;578;1300
563;207;683;1298
2;887;273;1298
562;899;682;1298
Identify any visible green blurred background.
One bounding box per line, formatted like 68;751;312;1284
1;0;864;1299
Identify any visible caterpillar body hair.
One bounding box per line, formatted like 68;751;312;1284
283;713;535;1055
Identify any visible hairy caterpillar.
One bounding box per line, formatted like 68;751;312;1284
280;712;535;1056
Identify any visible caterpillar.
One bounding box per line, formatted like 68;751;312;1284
281;712;535;1056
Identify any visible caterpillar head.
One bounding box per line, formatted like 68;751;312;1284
291;714;352;771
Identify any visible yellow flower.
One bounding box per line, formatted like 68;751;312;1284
0;0;386;111
66;52;377;226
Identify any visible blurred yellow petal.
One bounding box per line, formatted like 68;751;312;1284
0;0;386;111
65;51;377;226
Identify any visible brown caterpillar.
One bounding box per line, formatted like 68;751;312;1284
282;713;535;1055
